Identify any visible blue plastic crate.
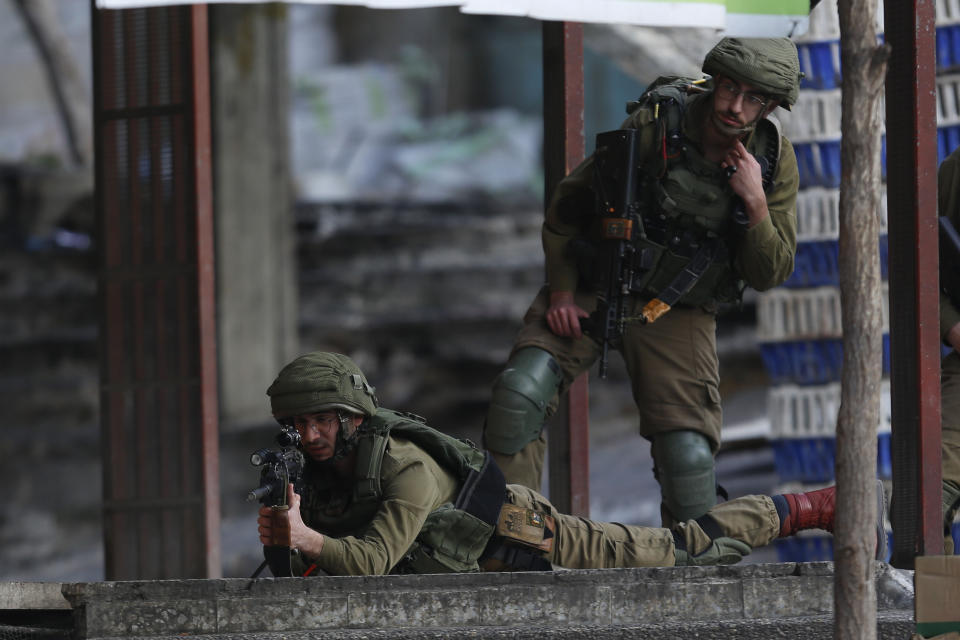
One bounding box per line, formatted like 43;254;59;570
781;237;889;288
799;26;955;90
782;240;839;288
794;139;887;190
794;141;840;189
954;521;960;555
937;24;960;71
939;125;960;165
771;433;892;484
774;531;893;563
775;533;834;562
877;432;891;479
797;40;839;90
759;335;891;386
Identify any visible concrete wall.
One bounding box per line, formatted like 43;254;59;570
60;563;914;639
211;5;299;428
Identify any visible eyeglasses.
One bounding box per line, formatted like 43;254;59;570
289;413;339;435
715;81;769;111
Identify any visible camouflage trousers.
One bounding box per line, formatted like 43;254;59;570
505;484;779;568
490;286;722;493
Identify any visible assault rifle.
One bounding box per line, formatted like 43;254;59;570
581;128;643;379
940;216;960;307
247;425;305;577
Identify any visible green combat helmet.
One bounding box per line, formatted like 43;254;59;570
267;351;378;462
702;37;802;110
267;351;378;418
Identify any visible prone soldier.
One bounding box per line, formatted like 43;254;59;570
254;351;884;576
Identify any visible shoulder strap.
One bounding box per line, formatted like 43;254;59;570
383;409;506;529
754;115;782;192
352;415;391;504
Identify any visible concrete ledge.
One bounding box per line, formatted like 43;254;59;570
61;562;914;639
0;582;70;610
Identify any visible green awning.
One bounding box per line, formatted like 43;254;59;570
95;0;811;36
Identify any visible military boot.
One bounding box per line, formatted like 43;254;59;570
778;479;886;560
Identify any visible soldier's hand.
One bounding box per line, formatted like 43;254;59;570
257;505;288;546
674;537;751;567
948;321;960;353
547;290;589;338
285;482;324;554
722;140;766;224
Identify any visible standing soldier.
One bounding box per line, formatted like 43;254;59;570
483;37;802;525
255;351;883;576
937;146;960;553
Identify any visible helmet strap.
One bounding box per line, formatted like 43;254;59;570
326;410;362;462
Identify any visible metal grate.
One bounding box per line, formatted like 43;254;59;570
92;5;219;580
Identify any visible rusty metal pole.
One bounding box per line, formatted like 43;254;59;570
92;2;220;579
190;4;222;579
885;0;943;567
542;21;589;517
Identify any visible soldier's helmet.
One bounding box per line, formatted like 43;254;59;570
267;351;378;418
702;37;802;110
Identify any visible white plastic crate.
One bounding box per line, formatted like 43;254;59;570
939;0;960;26
795;0;885;43
756;283;890;342
938;74;960;127
794;187;888;242
768;379;892;440
779;89;843;143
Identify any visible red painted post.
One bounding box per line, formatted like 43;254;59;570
190;4;222;578
542;21;589;517
884;0;943;565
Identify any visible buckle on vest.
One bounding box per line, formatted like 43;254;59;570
601;217;634;240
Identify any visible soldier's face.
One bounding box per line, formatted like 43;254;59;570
292;411;341;461
710;74;772;136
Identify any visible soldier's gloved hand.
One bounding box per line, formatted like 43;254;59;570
674;537;752;566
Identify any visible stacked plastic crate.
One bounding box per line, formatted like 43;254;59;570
765;0;960;559
763;1;891;561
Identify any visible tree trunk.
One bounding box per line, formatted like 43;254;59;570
835;1;889;638
11;0;92;167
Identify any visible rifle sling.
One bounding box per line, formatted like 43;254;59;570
641;242;716;323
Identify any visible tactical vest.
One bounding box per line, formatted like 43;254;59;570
299;408;506;574
599;81;781;307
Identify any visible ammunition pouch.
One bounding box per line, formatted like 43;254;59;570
479;504;555;572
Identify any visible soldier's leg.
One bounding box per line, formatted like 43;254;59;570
621;302;722;525
484;286;599;492
505;484;676;568
675;481;886;565
505;484;862;569
941;352;960;554
506;485;772;568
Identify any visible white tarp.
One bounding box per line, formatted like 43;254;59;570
94;0;810;37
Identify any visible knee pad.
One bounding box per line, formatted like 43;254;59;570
484;347;563;455
653;430;717;523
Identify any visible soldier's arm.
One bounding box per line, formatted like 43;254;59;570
307;458;444;576
731;136;799;291
542;156;595;294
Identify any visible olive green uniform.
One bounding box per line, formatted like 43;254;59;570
292;430;780;576
937;147;960;553
489;91;799;492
